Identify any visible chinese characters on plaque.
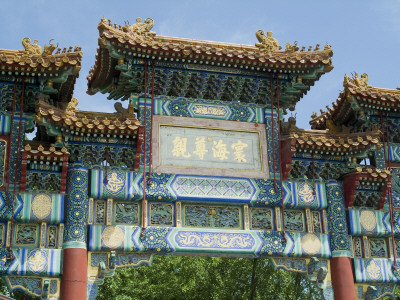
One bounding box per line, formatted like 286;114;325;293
172;136;248;163
159;125;263;172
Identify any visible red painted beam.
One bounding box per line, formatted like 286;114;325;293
19;152;28;192
343;174;360;208
280;139;296;181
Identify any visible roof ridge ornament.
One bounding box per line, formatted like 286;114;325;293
20;37;42;56
123;17;156;41
65;97;79;117
344;73;371;89
255;30;280;54
43;39;58;56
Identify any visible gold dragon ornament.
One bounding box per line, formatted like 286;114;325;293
65;97;79;117
20;38;58;56
255;30;280;54
123;17;156;41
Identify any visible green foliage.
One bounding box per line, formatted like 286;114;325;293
97;256;322;300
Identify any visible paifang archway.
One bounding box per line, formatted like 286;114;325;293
0;17;399;300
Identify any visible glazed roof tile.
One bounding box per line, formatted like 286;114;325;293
0;46;82;75
87;18;334;97
284;129;382;155
36;99;140;136
310;74;400;129
23;143;69;156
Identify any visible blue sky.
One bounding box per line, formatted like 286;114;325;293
1;0;399;128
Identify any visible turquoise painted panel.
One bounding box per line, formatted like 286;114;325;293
88;225;142;252
285;180;327;209
6;248;61;276
90;170;295;206
354;258;398;283
19;193;64;224
0;114;11;134
88;225;330;259
348;208;389;237
90;168;143;201
0;192;24;220
284;232;331;258
389;144;400;163
89;170;331;209
153;97;264;123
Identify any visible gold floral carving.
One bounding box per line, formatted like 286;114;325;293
366;259;381;280
301;233;321;255
101;226;125;249
31;194;52;220
297;182;315;204
360;210;377;232
27;250;48;273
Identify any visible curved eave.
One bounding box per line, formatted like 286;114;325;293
87;22;334;107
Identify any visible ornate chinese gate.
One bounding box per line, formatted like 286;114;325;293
0;18;399;300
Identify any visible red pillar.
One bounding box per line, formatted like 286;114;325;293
330;257;355;300
60;248;88;300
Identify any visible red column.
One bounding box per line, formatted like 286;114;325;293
60;248;87;300
330;257;355;300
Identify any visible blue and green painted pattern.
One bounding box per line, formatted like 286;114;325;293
264;110;281;176
4;248;61;276
283;232;331;258
153;97;264;123
0;191;23;220
285;180;327;209
354;258;399;283
326;181;353;257
388;144;400;163
89;168;331;209
349;208;389;236
18;193;64;224
88;225;142;252
63;166;89;249
90;168;143;201
0;114;11;134
88;225;331;259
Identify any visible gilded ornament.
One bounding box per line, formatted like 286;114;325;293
43;39;58;56
360;210;377;231
301;233;321;255
104;171;125;195
20;37;42;56
27;249;48;273
366;259;382;280
31;194;52;220
101;226;125;249
297;182;315;204
255;30;280;54
285;42;299;53
65;97;79;117
123;17;156;41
